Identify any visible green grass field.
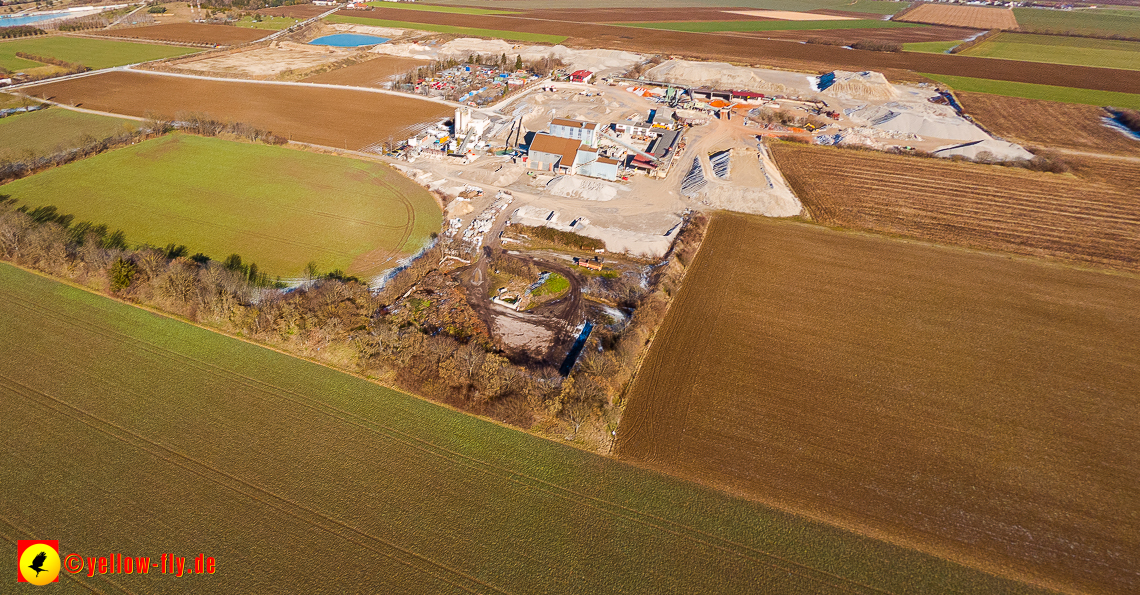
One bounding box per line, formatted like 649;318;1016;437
0;262;1053;594
904;40;959;54
1013;7;1140;37
532;272;569;297
0;134;440;277
0;92;40;109
325;15;568;43
364;2;518;15
613;19;922;32
233;15;300;30
0;35;199;71
923;73;1140;109
960;32;1140;70
0;108;138;158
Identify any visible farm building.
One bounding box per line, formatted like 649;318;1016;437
569;70;594;83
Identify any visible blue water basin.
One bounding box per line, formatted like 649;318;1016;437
1;13;69;27
308;33;389;47
0;9;102;27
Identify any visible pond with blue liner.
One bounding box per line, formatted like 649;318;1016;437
308;34;390;47
1;11;93;27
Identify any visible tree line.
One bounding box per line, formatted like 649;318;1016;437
0;109;286;184
0;192;709;451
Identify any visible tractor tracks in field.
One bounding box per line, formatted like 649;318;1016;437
1;288;895;595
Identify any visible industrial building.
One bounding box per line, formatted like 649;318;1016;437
527;118;620;181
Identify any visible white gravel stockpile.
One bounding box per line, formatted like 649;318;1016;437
645;60;792;95
816;70;900;101
852;103;989;142
546;175;626;201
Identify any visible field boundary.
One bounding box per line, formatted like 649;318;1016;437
922;73;1140;109
13;66;466;111
325;15;568;44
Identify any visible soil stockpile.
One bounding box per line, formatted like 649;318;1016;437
27;71;452;150
98;23;268;46
618;212;1140;595
770;141;1140;272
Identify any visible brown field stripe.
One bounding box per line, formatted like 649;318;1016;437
801;174;1140;227
0;377;505;595
1;290;894;595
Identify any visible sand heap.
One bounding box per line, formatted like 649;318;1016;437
517;46;643;75
644;60;792;95
546;175;626;201
815;71;899;101
850;103;989;142
372;40;643;75
456;162;526;187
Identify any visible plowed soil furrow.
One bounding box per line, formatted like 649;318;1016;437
27;71;452;151
957;93;1140;156
770;142;1140;271
617;213;1140;595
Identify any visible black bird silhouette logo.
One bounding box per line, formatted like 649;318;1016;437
28;550;48;577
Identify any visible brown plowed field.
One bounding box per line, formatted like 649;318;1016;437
895;3;1019;29
522;7;776;22
617;212;1140;595
756;25;980;44
303;55;429;87
350;9;1140;93
99;23;268;46
26;71;452;150
958;92;1140;155
256;4;329;18
769;142;1140;272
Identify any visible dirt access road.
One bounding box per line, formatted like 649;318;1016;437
458;209;586;367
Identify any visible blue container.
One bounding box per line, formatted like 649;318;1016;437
308;33;389;47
